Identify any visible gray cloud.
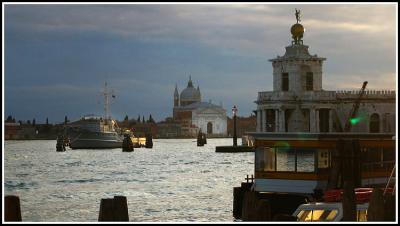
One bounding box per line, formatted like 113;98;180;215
4;3;397;121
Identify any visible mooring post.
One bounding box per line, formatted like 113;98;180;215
113;196;129;221
5;195;22;221
98;196;129;221
341;139;357;221
367;188;385;221
98;198;114;221
233;187;242;219
145;134;153;148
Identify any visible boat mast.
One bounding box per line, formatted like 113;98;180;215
101;81;113;121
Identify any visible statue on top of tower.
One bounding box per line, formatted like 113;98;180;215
295;8;301;23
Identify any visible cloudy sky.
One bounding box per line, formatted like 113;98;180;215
3;3;397;123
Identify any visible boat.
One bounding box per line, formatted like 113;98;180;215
66;82;124;149
233;132;395;221
67;115;123;149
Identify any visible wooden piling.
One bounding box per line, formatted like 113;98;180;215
113;196;129;221
145;134;153;148
341;139;358;221
383;193;395;221
367;188;385;221
233;187;242;219
98;198;115;221
5;195;22;221
98;196;129;221
342;181;356;221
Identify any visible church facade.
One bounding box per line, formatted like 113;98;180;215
255;15;396;134
173;77;227;137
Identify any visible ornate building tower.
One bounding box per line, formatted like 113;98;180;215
256;9;328;133
255;9;395;134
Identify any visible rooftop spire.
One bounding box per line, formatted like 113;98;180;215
174;83;179;96
188;75;193;88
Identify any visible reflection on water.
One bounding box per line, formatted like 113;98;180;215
5;139;253;222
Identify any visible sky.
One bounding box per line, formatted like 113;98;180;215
3;3;397;123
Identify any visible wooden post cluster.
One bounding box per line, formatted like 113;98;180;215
98;196;129;221
197;130;207;146
122;135;134;152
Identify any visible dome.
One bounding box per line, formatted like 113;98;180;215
291;23;304;38
180;87;201;102
180;77;201;105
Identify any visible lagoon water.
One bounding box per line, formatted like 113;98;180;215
4;139;254;222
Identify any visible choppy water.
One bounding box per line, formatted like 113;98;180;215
4;139;254;222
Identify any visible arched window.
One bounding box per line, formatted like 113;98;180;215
369;113;380;133
207;122;213;134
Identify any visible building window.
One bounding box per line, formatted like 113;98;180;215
266;109;275;132
306;72;313;91
369;113;380;133
319;109;330;132
384;113;391;132
207;122;213;134
282;73;289;91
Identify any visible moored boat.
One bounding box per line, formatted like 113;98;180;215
67;115;123;149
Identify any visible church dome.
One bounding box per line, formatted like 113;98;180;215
181;87;200;100
180;77;201;105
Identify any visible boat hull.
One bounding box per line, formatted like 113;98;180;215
68;130;123;149
69;139;122;149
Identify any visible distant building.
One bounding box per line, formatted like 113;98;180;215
255;16;395;133
129;122;158;137
227;115;257;137
156;120;182;138
5;122;22;139
173;77;227;137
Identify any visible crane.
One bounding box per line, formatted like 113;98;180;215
342;81;368;132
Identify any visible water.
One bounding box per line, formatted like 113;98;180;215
4;139;254;222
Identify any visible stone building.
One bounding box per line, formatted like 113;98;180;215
255;15;395;133
173;77;227;137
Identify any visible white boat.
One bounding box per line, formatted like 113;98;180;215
67;82;123;149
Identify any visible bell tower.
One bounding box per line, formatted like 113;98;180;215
174;83;179;107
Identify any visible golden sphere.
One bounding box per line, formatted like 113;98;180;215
291;23;305;37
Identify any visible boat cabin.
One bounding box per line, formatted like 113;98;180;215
247;132;395;194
